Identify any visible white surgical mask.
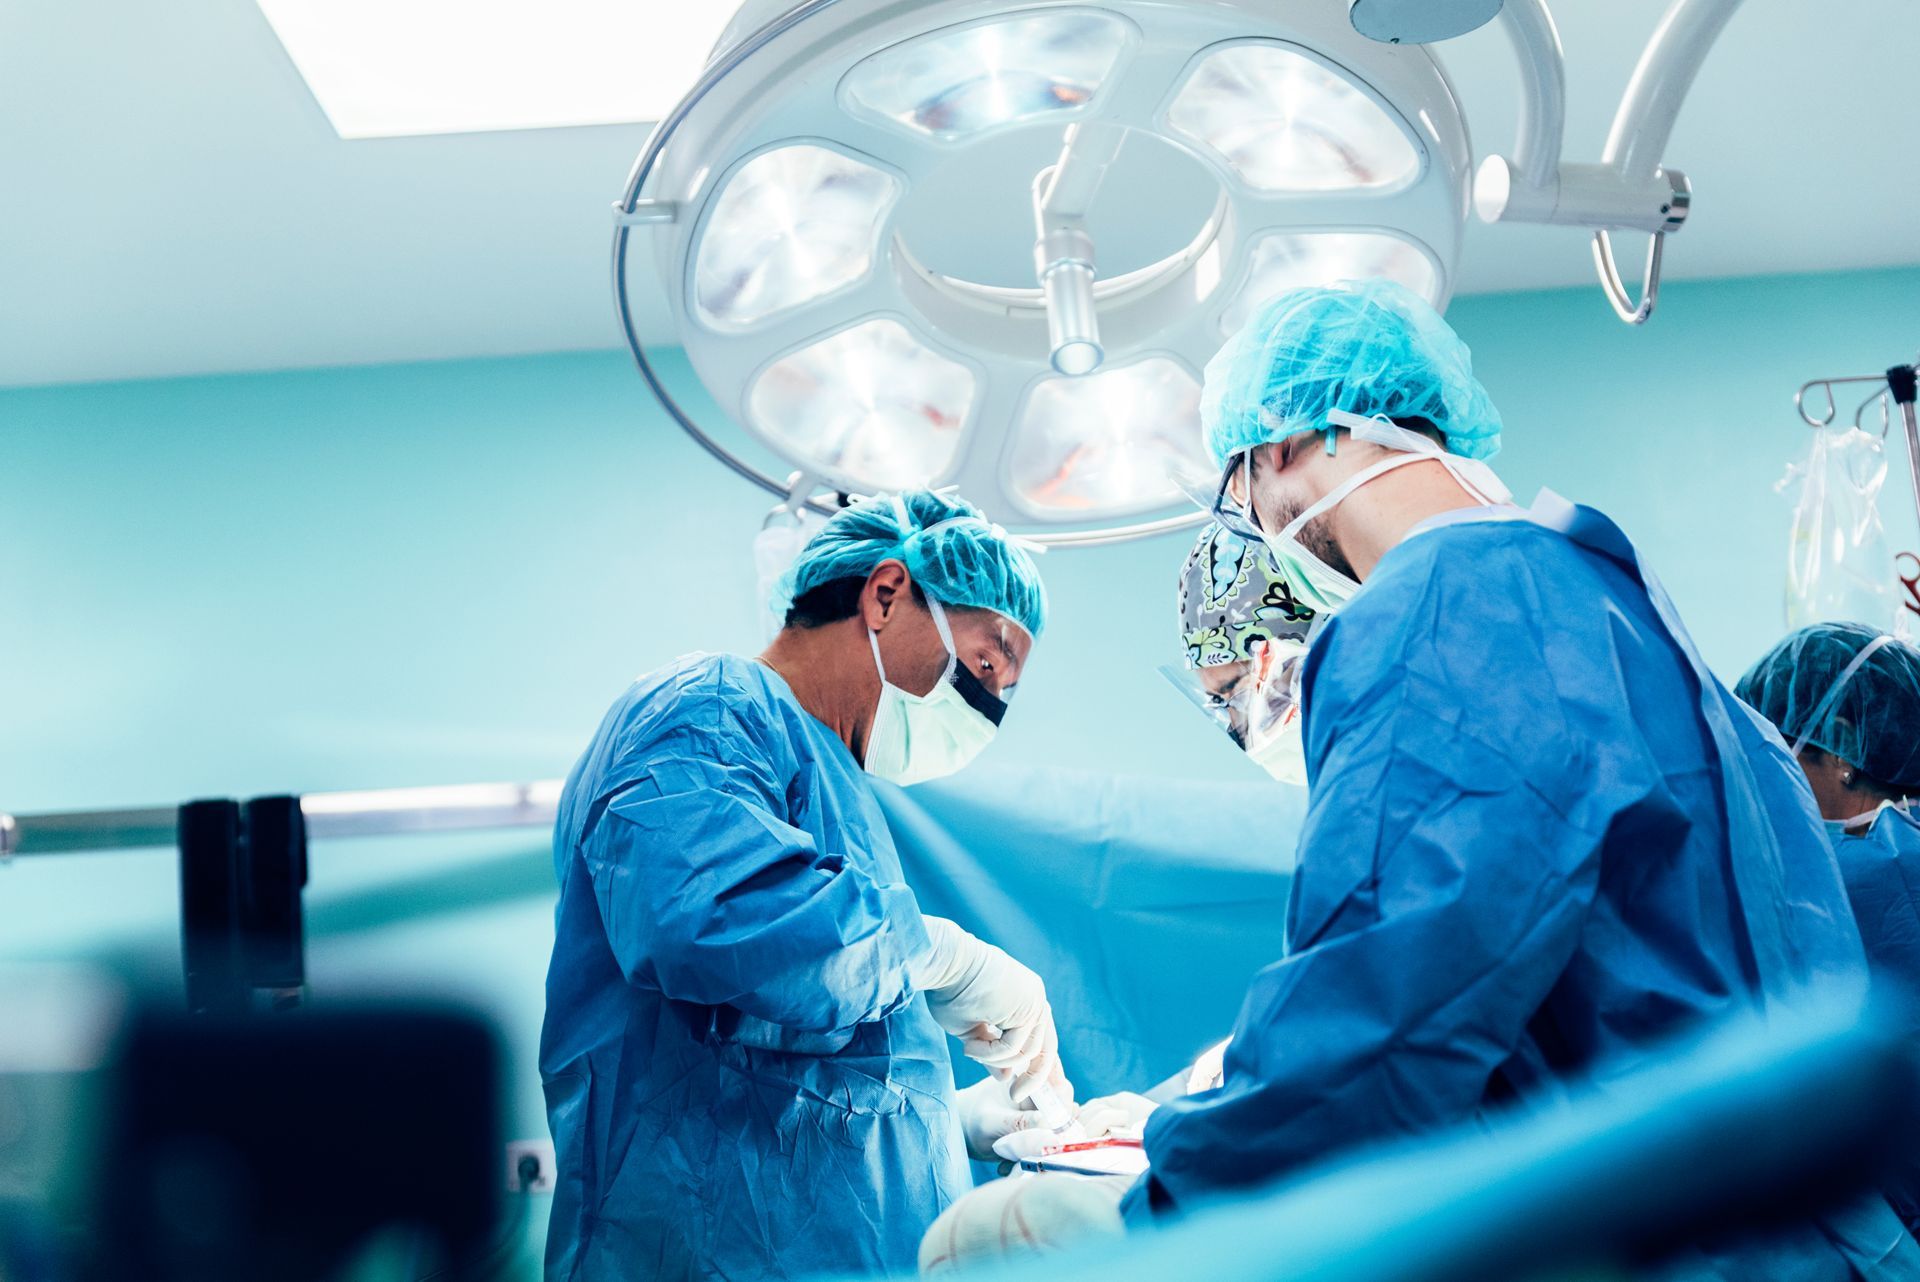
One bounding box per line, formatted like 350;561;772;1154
1162;640;1310;785
1256;409;1510;613
1246;643;1309;784
1246;717;1308;785
865;596;1006;786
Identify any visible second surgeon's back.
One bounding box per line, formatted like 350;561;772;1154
1316;517;1760;1095
1142;510;1881;1277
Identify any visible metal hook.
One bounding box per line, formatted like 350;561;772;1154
1592;229;1665;325
1796;373;1900;429
1796;379;1839;429
1853;388;1893;440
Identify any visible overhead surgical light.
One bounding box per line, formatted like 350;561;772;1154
615;0;1743;544
616;0;1469;544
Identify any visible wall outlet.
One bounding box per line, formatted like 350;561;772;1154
506;1139;557;1193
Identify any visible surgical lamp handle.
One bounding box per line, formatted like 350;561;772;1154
1033;122;1127;377
1588;0;1741;324
1476;0;1743;325
1592;208;1676;326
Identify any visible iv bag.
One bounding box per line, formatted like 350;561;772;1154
1780;424;1907;634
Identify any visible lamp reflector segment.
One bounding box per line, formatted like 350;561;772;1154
748;320;976;491
843;12;1130;140
695;146;901;330
1220;231;1438;335
1168;44;1420;192
1009;358;1205;516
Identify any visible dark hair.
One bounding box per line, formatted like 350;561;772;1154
784;576;927;630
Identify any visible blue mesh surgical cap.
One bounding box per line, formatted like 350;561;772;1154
1735;622;1920;791
785;490;1048;638
1200;278;1502;467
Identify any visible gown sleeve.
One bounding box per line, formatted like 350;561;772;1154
1139;540;1611;1213
581;681;930;1034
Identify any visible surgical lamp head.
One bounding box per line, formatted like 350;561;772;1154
618;0;1473;544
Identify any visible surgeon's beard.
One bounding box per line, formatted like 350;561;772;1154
1267;497;1357;582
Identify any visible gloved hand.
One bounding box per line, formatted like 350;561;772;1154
1185;1037;1232;1094
919;1170;1126;1275
1077;1090;1157;1139
992;1009;1077;1112
990;1090;1154;1165
955;1077;1056;1163
915;918;1067;1102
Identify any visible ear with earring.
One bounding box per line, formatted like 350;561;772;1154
1842;768;1858;787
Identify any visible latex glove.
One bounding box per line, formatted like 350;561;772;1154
1077;1091;1157;1139
1185;1037;1231;1095
988;1007;1077;1112
915;918;1058;1093
991;1090;1152;1165
919;1170;1126;1275
955;1078;1058;1163
990;1127;1064;1166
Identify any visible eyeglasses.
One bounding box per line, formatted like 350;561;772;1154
1160;641;1307;756
1207;450;1268;544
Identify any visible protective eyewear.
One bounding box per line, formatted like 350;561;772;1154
1159;640;1305;753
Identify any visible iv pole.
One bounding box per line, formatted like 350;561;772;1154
1796;358;1920;535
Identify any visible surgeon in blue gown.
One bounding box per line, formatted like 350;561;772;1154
540;490;1072;1282
1739;621;1920;1231
1135;280;1920;1278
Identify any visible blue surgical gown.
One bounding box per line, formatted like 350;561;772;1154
1831;804;1920;1232
539;653;969;1282
1132;497;1915;1278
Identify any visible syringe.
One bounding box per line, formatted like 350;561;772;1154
1024;1080;1076;1132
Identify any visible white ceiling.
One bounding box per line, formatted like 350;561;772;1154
2;0;1916;389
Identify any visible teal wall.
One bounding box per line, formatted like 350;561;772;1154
3;265;1917;1271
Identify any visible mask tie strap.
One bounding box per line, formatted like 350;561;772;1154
1279;452;1432;541
1327;408;1512;507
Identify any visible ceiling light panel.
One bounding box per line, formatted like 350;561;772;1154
257;0;733;138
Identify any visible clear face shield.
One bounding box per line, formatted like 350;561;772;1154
1160;638;1309;783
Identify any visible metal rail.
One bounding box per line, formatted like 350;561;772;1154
1;781;565;860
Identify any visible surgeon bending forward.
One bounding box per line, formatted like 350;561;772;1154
541;490;1071;1282
1142;281;1918;1278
